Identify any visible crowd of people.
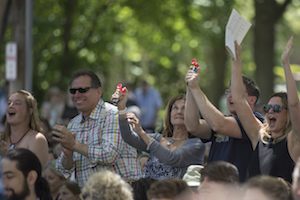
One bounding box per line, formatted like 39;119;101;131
0;37;299;200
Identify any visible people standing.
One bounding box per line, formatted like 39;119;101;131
185;61;264;182
112;89;205;180
54;69;141;187
230;37;300;182
0;90;48;169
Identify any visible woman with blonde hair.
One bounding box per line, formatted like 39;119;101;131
82;170;133;200
231;37;300;182
0;90;48;169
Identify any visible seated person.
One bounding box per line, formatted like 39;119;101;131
243;175;292;200
82;170;133;200
147;178;192;200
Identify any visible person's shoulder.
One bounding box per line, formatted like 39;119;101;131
33;131;48;142
26;131;48;147
103;101;118;113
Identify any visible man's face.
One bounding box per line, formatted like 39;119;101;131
70;75;102;118
226;84;252;115
1;159;30;200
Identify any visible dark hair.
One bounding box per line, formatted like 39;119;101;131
70;69;101;88
242;76;260;104
59;180;81;196
244;175;292;200
131;178;157;200
48;148;57;160
147;178;189;200
200;161;239;183
162;94;194;138
3;149;52;200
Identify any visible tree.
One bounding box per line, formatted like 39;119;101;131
254;0;291;103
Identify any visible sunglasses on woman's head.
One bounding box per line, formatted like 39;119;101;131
69;87;92;94
263;104;287;113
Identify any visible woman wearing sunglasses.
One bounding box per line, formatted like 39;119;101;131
230;37;300;182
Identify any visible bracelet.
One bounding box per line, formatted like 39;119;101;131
146;138;155;151
118;107;127;115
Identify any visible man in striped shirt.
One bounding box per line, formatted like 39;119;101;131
54;69;141;187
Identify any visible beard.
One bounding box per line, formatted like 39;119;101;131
5;180;30;200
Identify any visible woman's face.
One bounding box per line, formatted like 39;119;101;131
43;168;65;194
170;99;185;126
6;93;29;126
265;97;287;137
58;185;79;200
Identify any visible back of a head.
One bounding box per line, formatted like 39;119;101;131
200;161;239;184
3;148;52;200
244;175;292;200
82;170;133;200
146;178;189;200
59;180;81;196
131;178;157;200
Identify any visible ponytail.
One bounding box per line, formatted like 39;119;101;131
35;177;52;200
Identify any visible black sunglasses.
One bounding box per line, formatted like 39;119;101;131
69;87;92;94
263;104;287;113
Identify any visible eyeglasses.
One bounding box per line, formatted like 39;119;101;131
225;89;248;95
263;104;287;113
69;87;92;94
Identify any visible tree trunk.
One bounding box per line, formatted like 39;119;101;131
209;39;228;109
0;0;11;50
9;0;25;93
254;0;291;103
61;0;77;80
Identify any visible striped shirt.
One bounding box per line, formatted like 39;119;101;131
56;99;141;187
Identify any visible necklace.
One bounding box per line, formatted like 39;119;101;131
167;136;188;146
9;128;31;150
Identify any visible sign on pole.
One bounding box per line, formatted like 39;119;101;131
6;42;17;81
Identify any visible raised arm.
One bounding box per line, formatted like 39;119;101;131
230;41;263;149
112;87;152;151
185;64;243;139
185;87;212;139
282;37;300;162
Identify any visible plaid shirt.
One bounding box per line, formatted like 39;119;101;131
56;99;141;187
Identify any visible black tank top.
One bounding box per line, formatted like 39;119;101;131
247;137;295;182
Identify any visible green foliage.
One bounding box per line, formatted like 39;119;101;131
1;0;299;111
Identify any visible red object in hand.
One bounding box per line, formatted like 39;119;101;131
117;84;126;93
191;59;199;72
191;59;197;65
